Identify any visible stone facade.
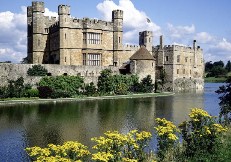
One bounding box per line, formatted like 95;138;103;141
24;1;204;91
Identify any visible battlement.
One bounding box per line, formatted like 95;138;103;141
27;6;32;17
58;5;70;15
123;44;140;51
112;10;123;20
139;31;153;36
32;1;44;13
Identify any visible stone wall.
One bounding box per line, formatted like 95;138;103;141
0;64;119;87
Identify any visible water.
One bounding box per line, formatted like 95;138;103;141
0;83;223;161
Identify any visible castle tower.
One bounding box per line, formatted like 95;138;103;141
193;40;197;67
31;1;45;64
58;5;71;65
112;10;123;66
139;31;153;52
27;6;33;63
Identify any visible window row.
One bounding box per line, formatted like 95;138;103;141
176;69;192;75
83;53;102;66
83;33;102;44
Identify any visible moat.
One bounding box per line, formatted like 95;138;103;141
0;83;222;161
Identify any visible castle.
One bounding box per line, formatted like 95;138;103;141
25;1;204;91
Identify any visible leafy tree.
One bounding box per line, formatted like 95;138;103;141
159;68;167;91
97;69;114;94
213;60;224;67
205;61;213;72
225;60;231;72
216;77;231;124
37;86;53;99
209;66;227;77
27;65;48;76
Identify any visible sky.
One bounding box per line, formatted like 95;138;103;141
0;0;231;64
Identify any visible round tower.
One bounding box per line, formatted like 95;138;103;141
112;10;123;65
32;1;45;64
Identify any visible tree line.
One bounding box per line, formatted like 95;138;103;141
205;60;231;77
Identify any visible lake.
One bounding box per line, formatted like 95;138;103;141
0;83;223;161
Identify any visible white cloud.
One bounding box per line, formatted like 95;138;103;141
0;7;58;63
167;23;195;39
44;8;58;18
194;32;214;44
97;0;161;44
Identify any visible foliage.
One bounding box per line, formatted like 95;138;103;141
27;65;48;76
38;76;84;98
24;88;39;98
155;118;179;160
216;77;231;124
205;60;229;77
26;141;90;162
37;86;53;99
84;82;97;96
97;69;114;94
179;108;227;158
91;130;152;161
225;60;231;72
136;75;154;93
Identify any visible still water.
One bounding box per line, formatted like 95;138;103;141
0;83;223;161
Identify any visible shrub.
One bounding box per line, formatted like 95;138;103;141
26;141;90;161
25;88;39;98
97;69;114;94
84;82;97;96
155;118;179;160
51;90;72;98
39;76;84;97
27;65;48;76
179;108;227;157
91;130;152;161
37;86;53;99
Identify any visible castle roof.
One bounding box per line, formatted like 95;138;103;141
130;46;154;60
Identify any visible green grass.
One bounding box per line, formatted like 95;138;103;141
204;77;227;83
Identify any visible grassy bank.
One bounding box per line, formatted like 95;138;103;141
0;92;174;106
204;77;227;83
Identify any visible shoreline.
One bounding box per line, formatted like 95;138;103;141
0;92;174;106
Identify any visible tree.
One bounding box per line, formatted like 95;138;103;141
213;60;224;68
27;65;48;76
209;66;227;77
215;77;231;124
159;68;167;91
225;60;231;72
205;61;213;72
97;69;114;94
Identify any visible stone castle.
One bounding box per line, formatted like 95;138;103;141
23;1;204;91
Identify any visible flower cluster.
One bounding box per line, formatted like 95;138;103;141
179;108;228;156
26;141;90;162
91;130;152;161
155;118;179;141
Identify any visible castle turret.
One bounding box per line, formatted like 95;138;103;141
139;31;153;52
193;40;197;66
112;10;123;66
31;1;45;64
58;5;71;65
27;6;33;63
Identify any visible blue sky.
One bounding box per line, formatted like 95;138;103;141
0;0;231;63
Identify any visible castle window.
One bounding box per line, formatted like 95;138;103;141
83;53;102;66
65;33;66;39
38;39;40;46
183;69;185;74
177;55;180;63
190;70;192;74
119;37;121;43
185;57;188;62
65;57;66;62
83;33;102;44
165;56;169;62
149;37;151;43
177;69;179;74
